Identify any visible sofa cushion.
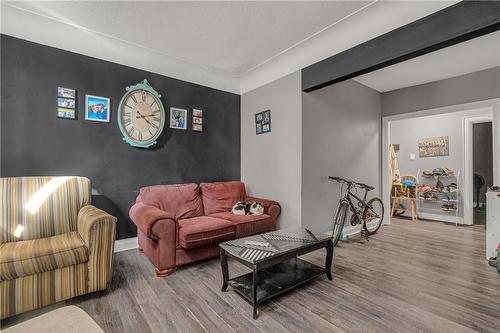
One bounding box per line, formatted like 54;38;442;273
178;216;235;249
139;183;204;219
0;231;88;281
209;212;273;238
199;181;246;215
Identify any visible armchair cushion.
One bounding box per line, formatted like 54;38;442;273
200;181;246;215
138;183;204;219
0;232;88;281
178;216;235;249
209;212;273;238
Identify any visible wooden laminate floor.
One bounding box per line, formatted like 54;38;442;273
3;218;500;332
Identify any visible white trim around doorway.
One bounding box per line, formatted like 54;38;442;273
463;114;494;225
382;98;500;225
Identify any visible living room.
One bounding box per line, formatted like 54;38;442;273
1;1;500;332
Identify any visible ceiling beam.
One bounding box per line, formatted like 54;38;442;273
301;1;500;93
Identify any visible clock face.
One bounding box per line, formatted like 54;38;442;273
118;81;165;148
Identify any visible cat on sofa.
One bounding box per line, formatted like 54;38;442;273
232;201;264;215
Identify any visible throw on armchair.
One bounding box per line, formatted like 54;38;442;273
0;176;117;319
130;181;280;276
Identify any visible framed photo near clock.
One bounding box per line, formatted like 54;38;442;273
170;107;187;130
85;94;110;122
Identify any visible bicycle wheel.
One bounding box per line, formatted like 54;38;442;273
332;201;348;246
362;197;384;235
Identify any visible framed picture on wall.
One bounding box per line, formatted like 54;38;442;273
57;87;77;119
192;109;203;132
170;107;187;130
255;109;271;135
85;94;110;122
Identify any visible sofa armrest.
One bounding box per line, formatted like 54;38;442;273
245;196;281;224
129;202;176;240
77;205;117;292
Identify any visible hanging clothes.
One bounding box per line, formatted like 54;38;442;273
389;144;401;184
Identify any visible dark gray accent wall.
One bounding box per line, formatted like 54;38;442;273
382;66;500;116
302;1;500;92
0;35;241;239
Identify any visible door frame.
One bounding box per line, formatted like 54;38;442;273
463;115;494;225
382;98;500;225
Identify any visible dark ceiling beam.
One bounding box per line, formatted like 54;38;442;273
302;1;500;93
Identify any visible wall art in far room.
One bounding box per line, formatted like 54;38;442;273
418;136;449;157
170;107;187;130
85;94;110;122
255;109;271;135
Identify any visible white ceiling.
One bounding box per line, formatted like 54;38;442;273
1;1;460;94
354;30;500;92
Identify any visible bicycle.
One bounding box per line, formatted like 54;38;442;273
328;176;384;246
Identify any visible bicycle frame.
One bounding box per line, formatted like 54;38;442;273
341;184;377;223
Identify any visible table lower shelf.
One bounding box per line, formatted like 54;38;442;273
228;258;326;305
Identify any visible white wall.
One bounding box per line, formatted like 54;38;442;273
241;71;302;229
301;79;382;233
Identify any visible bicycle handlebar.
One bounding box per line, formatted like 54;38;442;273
328;176;374;191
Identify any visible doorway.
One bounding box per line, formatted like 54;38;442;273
382;100;498;226
472;121;494;224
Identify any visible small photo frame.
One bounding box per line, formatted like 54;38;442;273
58;87;76;99
85;94;110;122
58;97;75;109
193;124;203;132
170;107;187;130
193;109;203;118
193;117;203;124
58;107;76;119
255;109;271;135
57;87;77;119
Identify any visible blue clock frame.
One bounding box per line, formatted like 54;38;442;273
117;79;165;148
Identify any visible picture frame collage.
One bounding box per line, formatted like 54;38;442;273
169;107;203;132
57;87;77;119
255;109;271;135
57;87;110;123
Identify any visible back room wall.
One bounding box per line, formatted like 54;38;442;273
0;35;241;239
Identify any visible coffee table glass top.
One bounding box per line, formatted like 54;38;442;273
219;228;331;264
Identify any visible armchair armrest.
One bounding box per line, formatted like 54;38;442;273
245;195;281;223
77;205;117;292
129;202;176;240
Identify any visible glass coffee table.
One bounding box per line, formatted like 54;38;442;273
219;228;334;319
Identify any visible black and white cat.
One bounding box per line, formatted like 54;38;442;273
231;201;264;215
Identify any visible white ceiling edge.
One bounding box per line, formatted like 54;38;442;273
239;1;459;94
0;4;240;94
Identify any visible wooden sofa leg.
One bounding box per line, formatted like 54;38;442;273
155;267;175;277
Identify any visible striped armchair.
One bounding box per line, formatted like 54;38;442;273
0;176;117;319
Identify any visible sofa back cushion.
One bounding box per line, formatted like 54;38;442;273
0;176;91;244
199;181;246;215
138;183;204;219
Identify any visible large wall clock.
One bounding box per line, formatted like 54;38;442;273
117;79;165;148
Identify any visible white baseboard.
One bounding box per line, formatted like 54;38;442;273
114;237;138;252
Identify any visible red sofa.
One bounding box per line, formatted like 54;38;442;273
129;181;281;276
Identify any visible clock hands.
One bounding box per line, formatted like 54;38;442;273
136;111;152;125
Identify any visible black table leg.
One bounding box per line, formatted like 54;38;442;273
252;267;258;319
325;240;333;280
220;249;229;292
